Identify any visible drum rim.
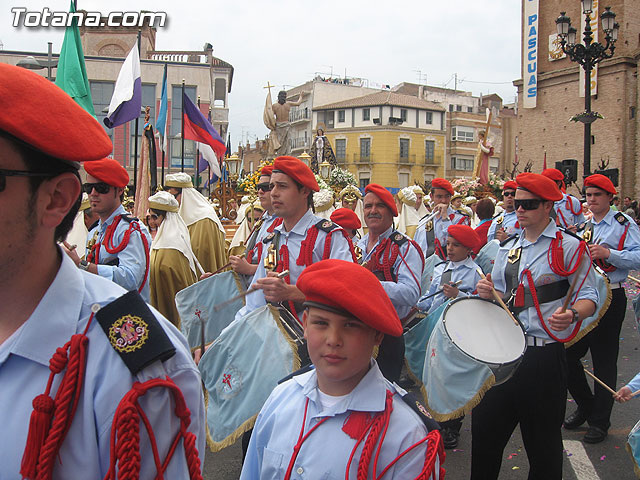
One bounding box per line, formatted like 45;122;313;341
442;296;527;364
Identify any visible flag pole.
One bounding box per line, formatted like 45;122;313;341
196;95;201;189
160;62;167;185
133;29;141;195
181;79;185;172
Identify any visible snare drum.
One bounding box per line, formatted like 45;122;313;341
423;297;526;420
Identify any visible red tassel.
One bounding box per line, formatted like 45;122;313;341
514;283;525;308
342;411;371;440
20;394;55;479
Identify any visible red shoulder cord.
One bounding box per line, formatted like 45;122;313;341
104;377;202;480
518;232;591;343
87;216;150;293
284;391;444;480
595;223;629;273
566;195;583;216
367;239;399;282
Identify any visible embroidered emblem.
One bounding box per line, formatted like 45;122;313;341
508;247;521;264
394;233;403;241
108;315;149;353
496;216;504;225
216;365;242;399
425;220;433;232
193;305;209;323
431;348;436;358
322;220;332;229
415;401;432;418
616;214;626;225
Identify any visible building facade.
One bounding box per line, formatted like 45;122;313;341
513;0;640;198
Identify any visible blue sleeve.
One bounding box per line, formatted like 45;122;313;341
607;220;640;270
96;225;150;292
380;242;423;313
487;219;498;241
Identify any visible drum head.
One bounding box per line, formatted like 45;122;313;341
444;297;526;364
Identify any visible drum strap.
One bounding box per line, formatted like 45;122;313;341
439;269;452;287
425;226;436;258
511;280;570;315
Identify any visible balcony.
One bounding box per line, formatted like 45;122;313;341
397;154;416;165
352;153;373;165
289;137;310;151
289;109;311;124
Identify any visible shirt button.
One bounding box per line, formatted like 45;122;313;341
296;466;304;474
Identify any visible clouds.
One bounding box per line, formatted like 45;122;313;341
3;0;521;146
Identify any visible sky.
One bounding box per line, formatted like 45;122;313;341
3;0;523;149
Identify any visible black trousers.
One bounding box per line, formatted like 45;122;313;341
377;334;405;383
471;342;567;480
566;287;627;430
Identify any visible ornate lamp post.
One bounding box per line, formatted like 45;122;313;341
319;159;332;180
555;2;618;178
298;151;311;168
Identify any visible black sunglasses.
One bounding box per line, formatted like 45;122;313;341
256;182;272;192
503;191;516;197
83;182;112;194
514;199;543;210
0;169;57;193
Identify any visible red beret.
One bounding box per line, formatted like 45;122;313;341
516;173;563;201
84;158;129;188
330;208;361;230
431;178;454;195
0;63;112;163
584;174;617;194
364;184;398;216
541;168;565;182
297;259;402;336
273;156;319;192
503;181;518;191
448;225;481;251
260;165;273;177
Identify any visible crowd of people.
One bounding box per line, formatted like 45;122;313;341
4;63;640;480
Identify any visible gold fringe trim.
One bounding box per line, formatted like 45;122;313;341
564;278;612;348
404;357;428;406
425;373;496;423
626;441;640;479
204;305;302;452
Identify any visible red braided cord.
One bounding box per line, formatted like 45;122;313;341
323;230;334;261
376;429;445;480
267;217;283;233
596;223;630;272
297;226;319;266
357;391;394;480
284;398;329;480
566;195;583;216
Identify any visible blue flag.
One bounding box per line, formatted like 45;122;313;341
156;63;168;151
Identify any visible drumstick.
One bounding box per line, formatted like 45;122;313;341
628;275;640;285
213;270;289;312
476;268;520;326
583;368;617;396
210;253;246;276
418;280;462;301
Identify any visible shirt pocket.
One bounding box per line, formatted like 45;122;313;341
262;446;285;477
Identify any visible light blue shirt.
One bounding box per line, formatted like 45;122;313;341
414;206;469;258
419;256;482;313
357;227;423;319
586;209;640;284
237;209;354;319
491;220;599;341
487;210;521;241
625;371;640;394
554;193;586;228
0;250;205;479
86;204;152;302
240;361;440;480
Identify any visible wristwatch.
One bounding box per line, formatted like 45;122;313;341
569;307;579;323
78;259;90;271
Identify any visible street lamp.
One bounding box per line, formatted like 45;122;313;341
16;42;57;81
298;151;311;168
555;4;618;179
319;159;332;180
226;153;241;179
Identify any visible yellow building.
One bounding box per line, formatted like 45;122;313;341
313;92;446;189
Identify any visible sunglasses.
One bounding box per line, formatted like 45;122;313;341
514;199;543;210
0;169;57;193
83;182;112;194
503;191;516;197
256;182;272;192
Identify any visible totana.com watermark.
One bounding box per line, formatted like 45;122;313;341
11;8;167;28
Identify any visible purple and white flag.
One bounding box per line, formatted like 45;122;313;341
104;45;142;128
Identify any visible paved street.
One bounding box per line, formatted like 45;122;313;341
203;285;640;479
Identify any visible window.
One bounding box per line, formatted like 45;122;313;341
425;140;435;163
171;85;197;168
449;104;454;112
456;105;462;112
130;84;157;167
425;111;433;124
400;109;407;122
320;110;335;129
362;108;370;121
359;175;370;188
90;81;115;143
451;156;474;171
467;106;473;113
360;138;371;159
399;138;410;159
451;126;475;142
335;139;346;160
398;173;409;188
338;110;346;123
214;78;226;107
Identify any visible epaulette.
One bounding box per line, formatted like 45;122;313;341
277;363;314;385
262;231;277;244
120;214;139;224
88;219;99;231
96;290;176;374
559;227;583;242
399;391;441;431
456;210;470;217
434;260;447;268
390;231;409;247
315;219;338;233
614;212;629;225
500;234;519;248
